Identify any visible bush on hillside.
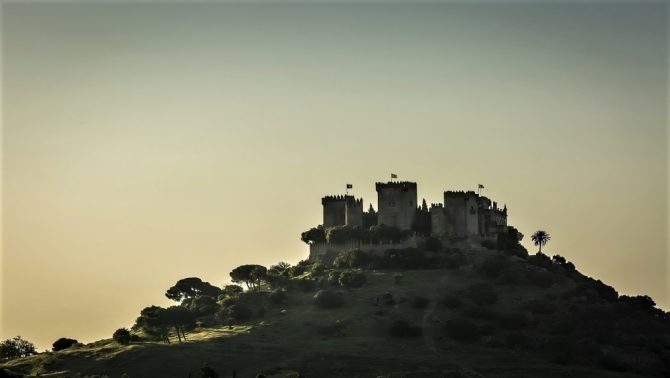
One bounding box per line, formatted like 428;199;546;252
228;304;253;321
328;271;342;286
296;278;317;292
529;271;556;287
382;248;426;269
480;257;507;278
313;290;344;309
446;254;465;269
220;297;238;308
498;270;523;285
268;289;286;305
410;296;431;309
198;363;220;378
393;274;403;284
445;319;478;341
52;337;78;352
424;236;443;252
527;252;552;269
481;239;497;250
310;263;326;276
520;298;556;314
498;312;530;330
338;272;367;288
546;336;574;364
289;265;307;277
390;319;422;337
442;295;464;309
112;328;131;345
463;306;498;320
471;290;499;306
333;249;371;268
190;295;219;316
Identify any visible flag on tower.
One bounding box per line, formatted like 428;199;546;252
391;173;398;179
478;184;485;189
346;184;353;189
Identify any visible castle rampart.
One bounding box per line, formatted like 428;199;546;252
376;181;417;231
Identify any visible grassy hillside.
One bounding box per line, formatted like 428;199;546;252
2;246;668;378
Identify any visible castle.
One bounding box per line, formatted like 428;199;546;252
310;181;509;262
322;181;508;237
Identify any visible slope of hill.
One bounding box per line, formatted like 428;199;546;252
2;246;669;378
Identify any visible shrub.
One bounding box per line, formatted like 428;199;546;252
498;312;529;330
481;257;506;278
471;290;498;306
424;236;443;252
410;296;430;309
198;363;220;378
228;304;253;321
442;295;463;309
52;337;78;352
297;278;317;292
313;290;344;309
546;336;573;364
333;249;371;268
316;322;347;336
283;373;305;378
268;289;286;305
289;265;307;277
445;319;478;341
221;297;238;308
498;270;522;285
463;306;498;320
505;332;526;348
379;292;395;306
328;271;342;286
393;274;403;284
479;324;497;336
529;271;556;287
190;295;219;315
527;252;552;269
112;328;131;345
310;263;326;276
446;254;465;269
481;239;497;250
338;271;367;288
520;298;556;314
390;319;422;337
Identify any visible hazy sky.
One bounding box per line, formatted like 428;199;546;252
2;1;668;350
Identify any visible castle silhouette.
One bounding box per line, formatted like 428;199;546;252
311;181;509;262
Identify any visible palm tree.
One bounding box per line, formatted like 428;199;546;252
531;230;550;253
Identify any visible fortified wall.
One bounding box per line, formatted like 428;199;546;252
310;180;509;261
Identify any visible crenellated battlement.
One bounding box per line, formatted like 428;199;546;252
375;181;417;191
321;194;354;205
430;203;444;209
346;197;364;207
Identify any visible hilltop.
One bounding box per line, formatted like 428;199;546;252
1;241;669;378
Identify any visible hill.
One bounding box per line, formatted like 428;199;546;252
1;244;669;378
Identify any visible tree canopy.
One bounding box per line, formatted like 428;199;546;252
165;277;221;302
530;230;551;253
230;265;267;290
0;336;37;359
300;225;326;244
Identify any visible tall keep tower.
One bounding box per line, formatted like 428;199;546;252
375;181;417;231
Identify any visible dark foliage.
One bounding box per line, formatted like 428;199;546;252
497;313;529;330
300;225;326;244
527;252;552;269
296;278;317;292
283;373;305;378
424;236;443;252
596;352;628;372
221;297;238;307
480;239;497;250
0;336;37;359
367;224;410;243
268;289;286;305
316;322;347;337
445;253;465;269
480;257;507;278
333;249;371;268
445;319;478;341
471;290;498;306
505;332;526;348
326;225;366;244
230;265;267;290
228;304;253;321
327;271;342;286
338;272;367;288
546;336;573;364
497;226;528;258
442;295;464;309
198;363;220;378
313;290;344;309
519;298;556;314
190;295;219;316
112;328;131;345
410;296;430;309
463;306;498;320
165;277;221;302
390;319;422;337
529;271;556;287
479;323;497;336
52;337;78;352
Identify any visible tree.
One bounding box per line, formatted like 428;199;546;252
230;264;267;290
198;363;220;378
333;249;371;268
530;230;550;253
165;277;221;302
0;336;37;359
268;262;291;276
132;306;171;343
162;306;197;343
52;337;78;352
300;225;326;244
113;328;131;345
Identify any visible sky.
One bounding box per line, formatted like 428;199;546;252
1;1;668;351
